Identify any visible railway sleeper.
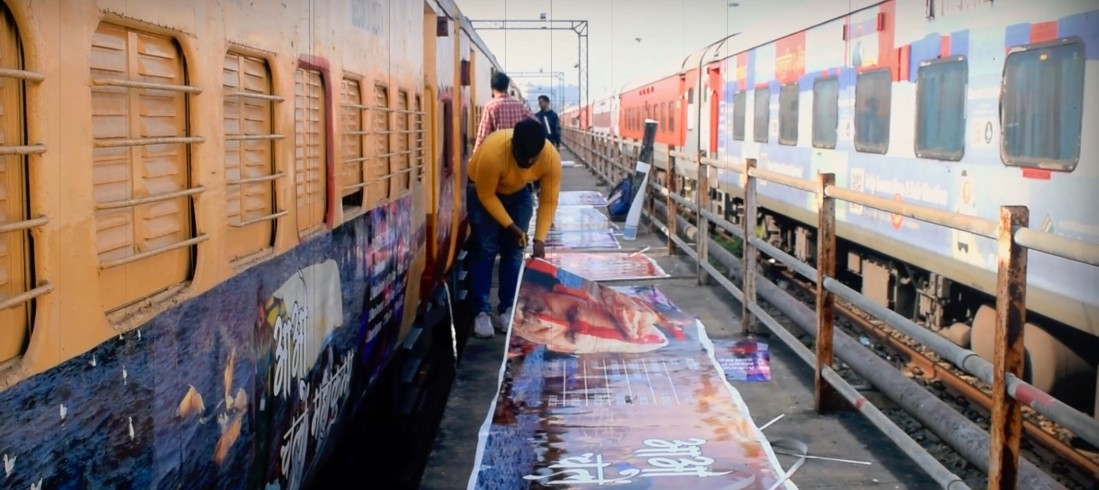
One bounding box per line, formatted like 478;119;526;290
706;194;1099;421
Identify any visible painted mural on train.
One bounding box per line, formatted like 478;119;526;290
0;198;424;489
358;195;414;387
711;6;1099;306
437;175;456;266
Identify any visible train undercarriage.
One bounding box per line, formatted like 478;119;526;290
313;246;475;489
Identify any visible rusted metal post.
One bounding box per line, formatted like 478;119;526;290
815;172;842;412
696;151;710;285
988;205;1029;490
741;158;758;335
667;146;678;254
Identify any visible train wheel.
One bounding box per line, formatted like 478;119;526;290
970;304;1096;413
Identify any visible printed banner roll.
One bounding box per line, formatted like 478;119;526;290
622;119;658;241
466;259;796;490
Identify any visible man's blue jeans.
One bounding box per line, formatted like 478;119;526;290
467;182;534;316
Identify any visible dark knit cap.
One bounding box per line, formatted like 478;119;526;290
512;118;546;162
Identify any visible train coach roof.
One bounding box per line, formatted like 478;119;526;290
617;0;885;94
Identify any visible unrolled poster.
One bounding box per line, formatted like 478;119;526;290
558;190;609;207
528;207;615;236
547;206;614;232
541;230;620;250
713;339;773;383
544;252;670;281
468;259;795;489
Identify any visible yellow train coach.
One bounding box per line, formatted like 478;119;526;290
0;0;512;487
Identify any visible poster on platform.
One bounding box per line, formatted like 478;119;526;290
612;284;681;312
552;206;614;232
558;190;610;207
528;205;614;234
544;251;670;281
541;230;621;250
467;259;794;490
713;339;773;383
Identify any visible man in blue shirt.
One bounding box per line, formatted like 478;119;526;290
536;95;561;148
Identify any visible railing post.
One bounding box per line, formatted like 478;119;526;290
667;146;678;255
988;205;1029;490
741;159;758;335
599;137;606;182
696;152;710;285
814;172;841;412
584;132;593;171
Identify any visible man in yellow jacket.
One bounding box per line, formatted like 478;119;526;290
467;118;562;339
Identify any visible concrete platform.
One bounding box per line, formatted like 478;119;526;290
418;149;944;490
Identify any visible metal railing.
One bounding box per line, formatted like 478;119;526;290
562;127;1099;490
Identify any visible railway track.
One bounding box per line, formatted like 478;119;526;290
703;226;1098;489
781;270;1096;488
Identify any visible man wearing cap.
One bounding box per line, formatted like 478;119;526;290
467;118;562;339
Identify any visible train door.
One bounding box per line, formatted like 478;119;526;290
709;91;719;154
698;88;715;158
694;88;712;156
610;96;620;138
708;65;722;155
692;65;722;157
423;5;457;290
445;31;465;274
684;75;700;156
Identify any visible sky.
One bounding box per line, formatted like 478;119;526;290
453;0;818;106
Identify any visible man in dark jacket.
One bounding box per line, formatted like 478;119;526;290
536;95;561;148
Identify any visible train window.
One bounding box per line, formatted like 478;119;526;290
854;69;892;154
90;23;205;312
441;100;452;172
223;52;284;262
779;83;799;146
294;67;327;234
753;87;770;143
394;90;411;193
372;84;392;201
414;94;425;182
340;78;369;212
1001;40;1084;170
732;91;746;141
0;7;46;362
812;77;839;149
915;57;967;161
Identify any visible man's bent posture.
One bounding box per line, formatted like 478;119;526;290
467;118;562;339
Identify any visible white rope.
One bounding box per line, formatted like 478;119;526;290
766;438;809;490
443;281;458;366
759;413;873;489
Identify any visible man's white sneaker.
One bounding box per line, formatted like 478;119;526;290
496;307;513;333
473;313;494;339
